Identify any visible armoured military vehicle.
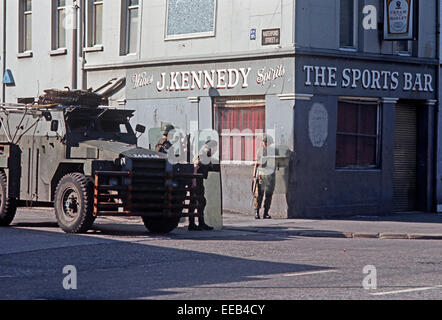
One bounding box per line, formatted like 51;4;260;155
0;89;201;234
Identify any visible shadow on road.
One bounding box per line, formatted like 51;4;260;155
0;226;331;300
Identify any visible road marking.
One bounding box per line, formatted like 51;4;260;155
370;285;442;296
283;270;338;277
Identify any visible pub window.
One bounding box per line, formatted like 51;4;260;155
215;97;265;163
336;100;381;169
395;40;412;56
339;0;357;50
88;0;104;46
166;0;216;40
52;0;66;50
19;0;32;52
120;0;139;55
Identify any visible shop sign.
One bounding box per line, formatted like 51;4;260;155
302;65;434;93
155;68;252;92
256;65;285;85
129;63;289;95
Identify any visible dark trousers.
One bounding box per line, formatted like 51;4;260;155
189;183;207;224
254;176;275;211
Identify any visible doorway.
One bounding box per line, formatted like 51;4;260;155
393;102;417;212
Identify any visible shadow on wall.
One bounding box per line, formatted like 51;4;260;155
143;126;295;219
271;145;294;219
221;145;294;219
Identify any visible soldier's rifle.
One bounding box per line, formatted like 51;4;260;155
251;162;259;208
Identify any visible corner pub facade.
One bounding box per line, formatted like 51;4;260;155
1;0;441;218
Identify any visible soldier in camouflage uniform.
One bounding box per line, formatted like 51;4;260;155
253;134;275;219
155;124;174;153
188;140;216;231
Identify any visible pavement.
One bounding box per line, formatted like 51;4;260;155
221;211;442;240
7;207;442;241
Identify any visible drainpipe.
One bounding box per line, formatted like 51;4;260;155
2;0;6;103
71;0;79;89
435;0;441;212
80;0;86;90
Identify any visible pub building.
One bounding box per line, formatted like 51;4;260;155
124;0;439;218
2;0;441;218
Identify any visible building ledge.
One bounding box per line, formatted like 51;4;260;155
84;46;296;71
84;45;104;53
17;51;33;59
49;48;67;56
295;46;439;66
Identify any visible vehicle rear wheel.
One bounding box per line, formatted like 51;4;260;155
142;216;180;234
54;173;95;233
0;171;17;226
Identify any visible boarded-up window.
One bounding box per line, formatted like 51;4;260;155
166;0;216;39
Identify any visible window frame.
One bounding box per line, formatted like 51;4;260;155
18;0;32;53
52;0;67;50
339;0;358;51
394;40;413;56
120;0;140;55
335;98;382;170
214;97;266;165
164;0;217;41
89;0;104;47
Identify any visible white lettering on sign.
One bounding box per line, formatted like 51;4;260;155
303;65;433;93
131;72;154;89
256;65;285;85
155;68;252;92
132;154;161;159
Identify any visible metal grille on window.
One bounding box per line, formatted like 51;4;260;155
393;103;417;212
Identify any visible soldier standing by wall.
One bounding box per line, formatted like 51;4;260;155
188;140;216;231
253;134;276;219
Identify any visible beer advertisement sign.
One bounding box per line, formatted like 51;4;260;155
384;0;415;40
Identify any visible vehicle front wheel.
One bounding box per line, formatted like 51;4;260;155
0;171;17;226
54;173;95;233
142;216;180;234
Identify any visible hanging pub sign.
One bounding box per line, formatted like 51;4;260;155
383;0;415;40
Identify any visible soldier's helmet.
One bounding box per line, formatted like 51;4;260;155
262;133;273;145
205;138;218;149
161;124;175;136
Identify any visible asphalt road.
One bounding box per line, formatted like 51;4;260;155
0;208;441;300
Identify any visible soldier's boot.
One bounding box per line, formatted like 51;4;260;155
198;215;214;231
255;209;260;219
263;209;272;219
188;215;202;231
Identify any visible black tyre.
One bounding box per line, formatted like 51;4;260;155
142;216;180;234
0;171;17;226
54;173;95;233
